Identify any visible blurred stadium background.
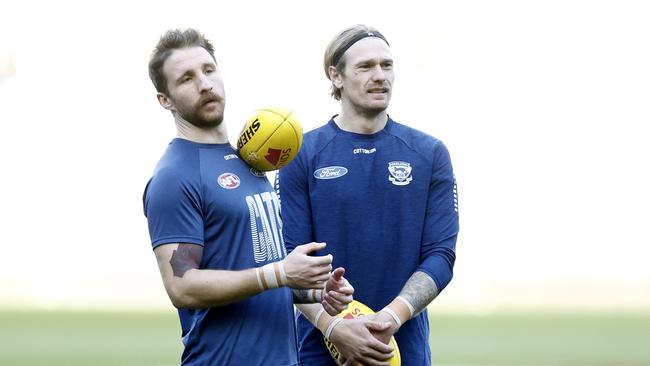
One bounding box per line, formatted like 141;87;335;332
1;0;648;365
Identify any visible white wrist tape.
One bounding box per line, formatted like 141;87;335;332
314;308;325;326
382;308;402;327
257;262;287;290
324;317;343;340
396;296;415;317
255;267;264;290
311;289;323;303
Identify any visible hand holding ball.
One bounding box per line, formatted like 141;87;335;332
323;300;402;366
237;108;303;171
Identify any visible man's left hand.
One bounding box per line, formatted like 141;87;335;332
322;267;354;315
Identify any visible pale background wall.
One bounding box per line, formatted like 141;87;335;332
0;0;648;312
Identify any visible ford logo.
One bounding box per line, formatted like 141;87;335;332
314;166;348;180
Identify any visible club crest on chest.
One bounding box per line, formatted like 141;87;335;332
388;161;412;186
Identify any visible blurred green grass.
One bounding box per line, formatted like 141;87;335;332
0;309;648;365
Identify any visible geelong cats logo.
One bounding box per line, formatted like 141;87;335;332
388;161;412;186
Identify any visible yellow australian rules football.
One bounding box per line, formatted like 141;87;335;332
323;300;401;366
237;107;303;172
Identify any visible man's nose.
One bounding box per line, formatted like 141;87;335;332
370;65;387;81
197;75;213;92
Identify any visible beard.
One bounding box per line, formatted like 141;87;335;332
174;92;225;129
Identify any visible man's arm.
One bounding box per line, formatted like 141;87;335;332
292;267;354;314
155;242;333;309
374;141;459;336
371;271;438;341
295;303;394;366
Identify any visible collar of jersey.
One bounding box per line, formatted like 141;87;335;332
327;116;393;140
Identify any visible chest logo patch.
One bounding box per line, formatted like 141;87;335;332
314;166;348;180
388;161;413;186
217;173;241;189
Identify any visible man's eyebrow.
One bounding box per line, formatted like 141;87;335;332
353;57;392;67
175;70;194;83
203;62;216;68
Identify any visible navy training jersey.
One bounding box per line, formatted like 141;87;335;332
143;138;298;366
278;117;459;366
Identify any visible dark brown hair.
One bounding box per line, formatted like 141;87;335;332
148;28;216;94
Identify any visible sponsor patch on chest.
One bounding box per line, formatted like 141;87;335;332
313;166;348;180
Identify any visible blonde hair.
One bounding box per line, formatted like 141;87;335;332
323;25;389;100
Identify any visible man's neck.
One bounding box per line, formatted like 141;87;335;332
174;115;229;144
334;108;388;135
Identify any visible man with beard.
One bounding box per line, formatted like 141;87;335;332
143;29;354;366
278;25;459;365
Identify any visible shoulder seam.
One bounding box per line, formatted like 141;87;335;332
386;121;439;163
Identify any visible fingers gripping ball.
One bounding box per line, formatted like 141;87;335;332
237;108;303;172
323;300;401;366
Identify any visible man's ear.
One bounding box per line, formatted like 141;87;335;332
157;92;175;111
329;66;343;89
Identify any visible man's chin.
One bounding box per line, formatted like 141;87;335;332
364;103;389;115
188;115;224;129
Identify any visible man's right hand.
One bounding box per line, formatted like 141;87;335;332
283;242;333;289
329;317;394;366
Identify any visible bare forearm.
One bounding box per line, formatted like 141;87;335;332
398;271;439;315
155;242;334;309
379;271;438;329
171;268;262;308
292;289;323;304
156;243;263;308
296;303;334;333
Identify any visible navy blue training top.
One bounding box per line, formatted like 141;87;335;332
278;117;458;365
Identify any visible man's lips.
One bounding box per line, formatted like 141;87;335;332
200;95;222;106
367;87;388;93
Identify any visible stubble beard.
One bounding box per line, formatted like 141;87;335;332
351;97;390;119
176;100;225;129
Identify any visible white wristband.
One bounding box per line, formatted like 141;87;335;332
382;308;402;327
324;318;343;340
396;296;415;317
278;261;288;285
311;289;323;303
255;267;264;290
258;262;287;290
314;308;325;326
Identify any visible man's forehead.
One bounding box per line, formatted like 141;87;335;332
164;47;216;75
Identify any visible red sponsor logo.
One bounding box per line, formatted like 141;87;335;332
265;147;294;167
265;148;282;166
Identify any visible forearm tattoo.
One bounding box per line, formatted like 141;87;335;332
292;289;322;304
169;244;202;278
399;271;439;315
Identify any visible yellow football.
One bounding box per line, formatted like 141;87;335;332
237;108;303;172
323;300;401;366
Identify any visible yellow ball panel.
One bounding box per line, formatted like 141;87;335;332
252;122;301;171
238;108;303;171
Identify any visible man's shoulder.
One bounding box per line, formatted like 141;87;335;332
300;121;338;154
150;141;201;184
304;121;336;139
388;118;445;152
